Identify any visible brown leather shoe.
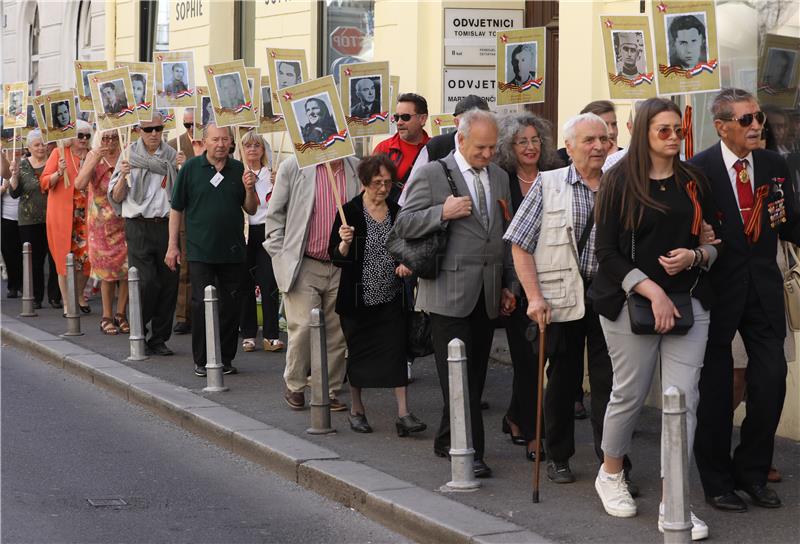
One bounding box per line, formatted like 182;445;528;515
329;397;347;412
284;389;305;410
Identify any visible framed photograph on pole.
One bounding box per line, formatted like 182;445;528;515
89;67;138;131
154;50;196;108
600;16;657;100
257;75;286;134
496;27;546;106
44;90;78;141
3;82;29;129
430;113;456;137
266;48;309;114
116;61;156;122
205;60;256;127
758;34;800;109
32;95;50;142
340;61;390;137
195;86;213;140
74;60;108;112
244;67;262;127
20;97;38;140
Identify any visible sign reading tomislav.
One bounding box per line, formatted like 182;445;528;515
444;8;524;67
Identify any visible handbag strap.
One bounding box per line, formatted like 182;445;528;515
437;160;460;197
784;241;799;269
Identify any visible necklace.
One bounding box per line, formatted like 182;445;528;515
655;179;667;191
517;173;538;185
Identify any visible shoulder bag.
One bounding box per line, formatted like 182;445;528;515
782;241;800;331
385;160;459;279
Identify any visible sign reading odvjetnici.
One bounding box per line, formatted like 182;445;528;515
331;27;365;56
444;8;524;66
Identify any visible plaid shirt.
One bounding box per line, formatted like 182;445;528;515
503;165;599;280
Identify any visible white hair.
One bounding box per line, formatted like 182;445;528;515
457;109;497;140
76;119;92;133
563;113;607;143
26;129;43;147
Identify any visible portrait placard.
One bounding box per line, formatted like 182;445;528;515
496;27;546;106
266;48;309;115
156;109;177;132
116;61;156;122
340;61;390;137
74;60;108;112
278;75;354;169
89;67;138;131
244;67;262;127
20;97;38;140
43;90;78;141
257;76;286;134
154;50;196;108
32;95;50;143
3;81;28;129
600;16;657;100
651;0;721;96
0;116;21;150
195;87;213;140
758;34;800;109
205;60;256;128
430;114;456;137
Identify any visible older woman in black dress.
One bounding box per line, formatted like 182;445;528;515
329;154;426;437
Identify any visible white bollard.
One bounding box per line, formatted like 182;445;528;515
126;267;147;361
62;253;83;336
203;285;228;392
19;242;36;317
662;386;692;544
307;308;334;434
441;338;480;492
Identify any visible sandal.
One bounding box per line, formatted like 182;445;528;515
263;338;285;352
114;313;130;334
100;317;118;335
242;338;256;352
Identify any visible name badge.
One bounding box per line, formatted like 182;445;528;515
210;172;224;187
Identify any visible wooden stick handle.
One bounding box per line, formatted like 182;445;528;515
324;161;347;227
274;131;287;171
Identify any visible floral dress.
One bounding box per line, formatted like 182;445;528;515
87;159;128;280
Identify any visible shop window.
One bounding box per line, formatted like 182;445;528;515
234;0;256;65
320;0;375;82
139;0;170;61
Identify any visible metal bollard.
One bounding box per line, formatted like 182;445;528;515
441;338;480;492
203;285;228;392
61;253;83;336
19;242;37;317
307;308;334;434
126;267;148;361
662;386;692;544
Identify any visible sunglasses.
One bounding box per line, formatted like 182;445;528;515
392;113;417;122
141;125;165;133
718;111;766;128
76;133;92;140
183;123;194;130
654;126;686;140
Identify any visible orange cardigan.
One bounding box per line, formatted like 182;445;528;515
41;146;84;275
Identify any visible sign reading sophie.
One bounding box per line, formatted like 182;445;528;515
444;8;524;67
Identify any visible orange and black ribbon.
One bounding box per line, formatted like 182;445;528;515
683;105;694;159
744;185;769;244
685;180;702;236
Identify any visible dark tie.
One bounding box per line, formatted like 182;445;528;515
470;168;488;229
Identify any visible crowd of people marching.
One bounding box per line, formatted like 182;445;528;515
2;87;799;540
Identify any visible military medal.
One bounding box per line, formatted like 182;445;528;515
738;169;749;184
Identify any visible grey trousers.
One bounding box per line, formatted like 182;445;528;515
600;298;709;469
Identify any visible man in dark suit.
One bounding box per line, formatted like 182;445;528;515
691;88;800;512
394;109;516;478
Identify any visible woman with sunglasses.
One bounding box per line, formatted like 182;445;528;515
591;98;721;538
41;120;94;313
75;130;129;334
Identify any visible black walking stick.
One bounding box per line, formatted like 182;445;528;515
532;323;546;503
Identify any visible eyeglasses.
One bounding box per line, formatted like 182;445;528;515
183;123;194;130
513;137;542;148
718;111;766;127
76;133;92;140
654;126;686;140
369;179;393;188
141;125;165;133
101;135;119;142
392;113;417;122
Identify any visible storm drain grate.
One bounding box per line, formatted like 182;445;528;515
87;498;128;507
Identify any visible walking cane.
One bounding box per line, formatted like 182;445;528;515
532;323;546;503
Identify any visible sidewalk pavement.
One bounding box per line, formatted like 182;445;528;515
2;295;798;543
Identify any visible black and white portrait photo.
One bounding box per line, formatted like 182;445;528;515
100;79;129;114
201;96;215;126
292;93;339;144
506;42;538;86
666;13;708;70
349;76;381;118
260;86;274;118
763;48;797;89
81;69;101;94
613;31;646;77
26;104;37;129
163;62;189;95
51;100;71;129
131;73;147;105
276;61;302;89
7;91;23;118
215;73;246;109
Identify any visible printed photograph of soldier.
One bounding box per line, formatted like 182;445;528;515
762;48;797;90
201;96;215;126
131;73;147;105
50;100;71;129
215;73;246;110
163;62;189;95
505;42;538;86
292;93;339;144
666;13;708;70
349;76;381;118
613;31;646;77
7;91;23;118
276;61;302;89
26;104;37;129
261;86;274;118
81;69;101;95
100;79;129;115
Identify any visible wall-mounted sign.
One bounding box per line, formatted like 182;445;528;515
444;8;524;67
442;67;496;114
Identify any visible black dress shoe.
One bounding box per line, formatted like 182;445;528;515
502;416;526;445
7;289;19;299
396;413;426;436
706;492;748;512
525;441;546;462
473;459;492;478
146;343;174;356
173;321;191;334
433;446;450;458
49;298;63;309
349;413;373;433
737;483;782;508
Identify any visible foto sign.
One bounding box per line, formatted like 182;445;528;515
444;8;524;66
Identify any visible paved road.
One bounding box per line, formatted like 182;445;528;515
1;345;410;544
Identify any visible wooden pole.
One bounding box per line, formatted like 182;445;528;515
532;325;546;503
234;126;243;161
324;160;347;227
273;131;286;172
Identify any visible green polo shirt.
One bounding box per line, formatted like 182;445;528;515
171;152;247;263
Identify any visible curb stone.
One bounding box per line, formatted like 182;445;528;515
1;319;551;544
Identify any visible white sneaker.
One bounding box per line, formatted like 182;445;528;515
595;467;637;517
658;503;709;541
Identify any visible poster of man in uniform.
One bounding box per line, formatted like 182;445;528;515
44;90;78;141
257;76;286;135
73;60;107;112
651;0;720;96
0;116;20;151
154;51;195;108
205;60;256;128
430;113;456;137
339;61;390;138
600;16;656;100
89;67;138;131
116;61;156;122
266;48;309;115
193;87;212;140
3;82;28;128
496;27;546;106
279;75;354;170
758;34;800;109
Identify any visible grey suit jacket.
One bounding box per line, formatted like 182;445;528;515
394;152;512;319
263;156;361;293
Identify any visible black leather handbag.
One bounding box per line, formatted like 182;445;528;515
385;160;459;280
